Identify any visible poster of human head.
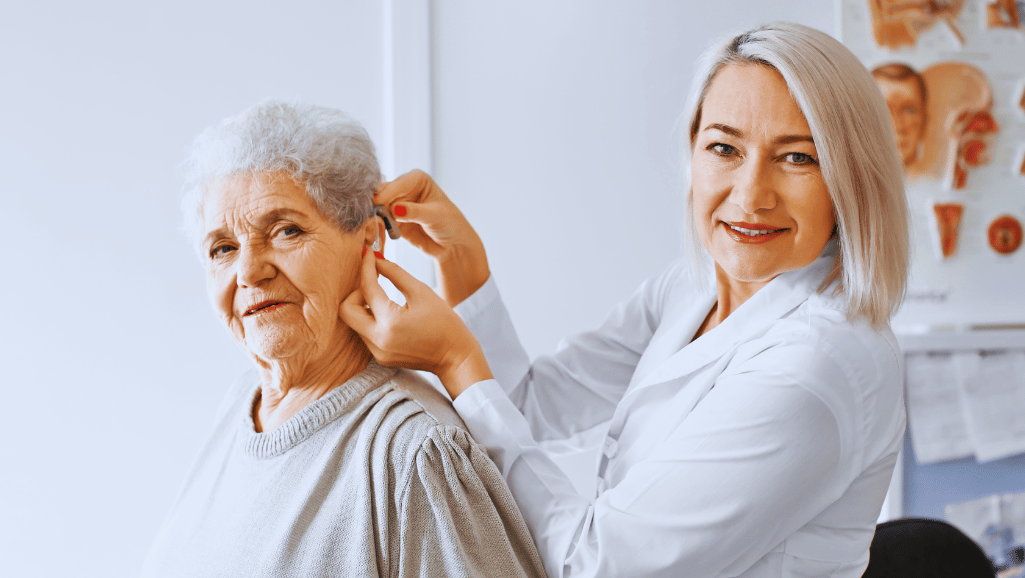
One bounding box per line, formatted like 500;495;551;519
842;0;1025;328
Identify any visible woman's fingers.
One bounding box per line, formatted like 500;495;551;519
373;257;434;303
357;248;394;312
339;249;492;398
374;169;437;207
373;169;490;306
340;288;373;336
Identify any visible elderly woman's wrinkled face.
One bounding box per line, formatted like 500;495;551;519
691;64;835;289
201;172;369;363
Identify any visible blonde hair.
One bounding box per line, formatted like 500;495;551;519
682;22;910;326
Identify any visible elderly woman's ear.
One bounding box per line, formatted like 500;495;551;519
363;215;386;255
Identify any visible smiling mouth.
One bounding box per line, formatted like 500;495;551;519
244;301;287;316
722;222;787;243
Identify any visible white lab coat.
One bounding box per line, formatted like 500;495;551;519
451;242;906;578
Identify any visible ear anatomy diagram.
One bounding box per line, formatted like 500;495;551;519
867;0;967;49
909;62;998;190
988;215;1023;254
985;0;1024;29
933;203;965;258
950;109;1000;189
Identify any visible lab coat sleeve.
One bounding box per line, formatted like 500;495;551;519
454;265;682;442
454;337;856;578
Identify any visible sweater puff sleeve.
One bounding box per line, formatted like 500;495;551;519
390;422;548;578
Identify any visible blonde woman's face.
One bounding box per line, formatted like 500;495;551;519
691;64;836;290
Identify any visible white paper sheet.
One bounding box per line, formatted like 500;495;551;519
953;350;1025;463
904;352;974;464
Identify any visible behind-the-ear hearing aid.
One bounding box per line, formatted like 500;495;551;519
374;206;402;240
372;224;381;252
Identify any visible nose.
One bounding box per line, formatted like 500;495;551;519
235;244;276;288
729;157;777;214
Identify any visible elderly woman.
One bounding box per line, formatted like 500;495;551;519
140;101;546;578
344;23;910;578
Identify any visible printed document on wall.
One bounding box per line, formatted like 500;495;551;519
953;350;1025;463
905;352;974;464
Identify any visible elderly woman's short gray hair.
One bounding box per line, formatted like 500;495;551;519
181;100;380;253
682;22;910;327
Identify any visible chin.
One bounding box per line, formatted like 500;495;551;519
244;328;308;362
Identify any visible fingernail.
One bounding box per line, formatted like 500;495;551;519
362;247;367;257
374;251;384;259
393;205;407;217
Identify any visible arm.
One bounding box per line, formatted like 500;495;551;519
392;424;547;578
343;249;681;443
454;339;861;578
453;267;678;441
368;170;675;438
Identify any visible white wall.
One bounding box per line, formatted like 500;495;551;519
432;1;837;360
0;2;385;576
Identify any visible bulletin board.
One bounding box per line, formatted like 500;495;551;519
839;0;1025;329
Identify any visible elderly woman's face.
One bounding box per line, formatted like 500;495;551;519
691;64;835;288
201;172;368;363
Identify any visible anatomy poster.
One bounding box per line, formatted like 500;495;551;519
842;0;1025;329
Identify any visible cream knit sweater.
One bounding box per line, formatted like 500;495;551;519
141;362;545;577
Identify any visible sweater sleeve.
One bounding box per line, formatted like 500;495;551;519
392;424;548;578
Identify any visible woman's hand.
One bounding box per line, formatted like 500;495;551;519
340;248;494;399
374;170;489;306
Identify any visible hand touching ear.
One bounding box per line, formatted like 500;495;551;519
340;249;493;399
374;170;490;307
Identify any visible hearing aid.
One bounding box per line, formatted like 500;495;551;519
374;205;402;240
372;224;381;252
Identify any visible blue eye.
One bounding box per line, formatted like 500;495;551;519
278;225;303;238
710;143;737;156
785;152;817;165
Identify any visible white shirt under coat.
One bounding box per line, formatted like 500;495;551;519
451;242;906;578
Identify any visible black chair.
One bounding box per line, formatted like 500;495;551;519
862;517;996;578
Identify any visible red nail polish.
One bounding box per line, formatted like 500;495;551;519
374;251;384;259
393;205;407;217
362;247;367;257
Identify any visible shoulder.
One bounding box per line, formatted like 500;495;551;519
366;369;479;477
386;370;467;430
728;295;904;460
740;297;901;400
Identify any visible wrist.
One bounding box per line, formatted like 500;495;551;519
437;346;493;399
436;243;490;306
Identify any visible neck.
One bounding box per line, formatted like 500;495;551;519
696;265;772;338
253;329;372;432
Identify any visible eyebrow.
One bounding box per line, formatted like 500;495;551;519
203;207;311;247
703;123;815;145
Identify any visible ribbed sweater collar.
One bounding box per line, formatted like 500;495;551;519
240;361;397;459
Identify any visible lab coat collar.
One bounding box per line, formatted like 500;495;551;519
633;239;839;391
